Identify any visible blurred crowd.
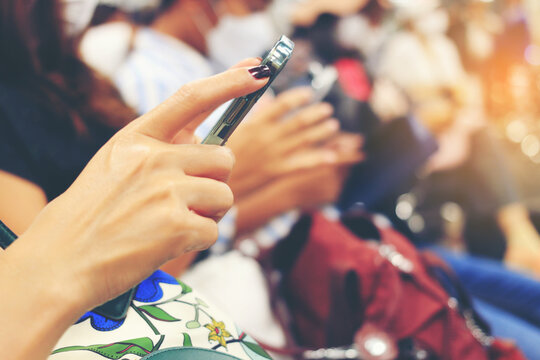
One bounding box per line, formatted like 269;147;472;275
2;0;540;359
75;0;540;271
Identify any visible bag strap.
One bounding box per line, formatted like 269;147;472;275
141;347;243;360
422;252;494;347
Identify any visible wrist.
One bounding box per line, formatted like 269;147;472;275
4;232;88;320
0;238;87;359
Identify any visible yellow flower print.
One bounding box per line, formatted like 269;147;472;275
205;319;232;348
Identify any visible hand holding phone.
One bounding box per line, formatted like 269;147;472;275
202;35;295;145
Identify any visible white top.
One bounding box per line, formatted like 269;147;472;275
114;28;213;115
376;30;466;95
80;22;135;79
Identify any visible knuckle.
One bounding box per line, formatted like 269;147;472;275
167;207;190;233
215;181;234;206
205;222;219;244
215;146;235;170
186;221;218;252
108;133;150;164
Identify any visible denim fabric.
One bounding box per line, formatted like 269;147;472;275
430;247;540;359
473;298;540;360
432;247;540;328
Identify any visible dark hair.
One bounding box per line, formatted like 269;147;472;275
0;0;135;133
128;0;176;25
360;0;386;25
293;13;359;64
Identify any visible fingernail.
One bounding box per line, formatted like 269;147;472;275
249;65;272;79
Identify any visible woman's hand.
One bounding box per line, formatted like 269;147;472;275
235;133;364;234
0;60;268;360
277;132;364;210
227;87;343;198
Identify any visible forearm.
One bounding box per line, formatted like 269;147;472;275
0;238;84;360
497;203;539;245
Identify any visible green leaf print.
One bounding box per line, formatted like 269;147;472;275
182;333;193;347
179;281;192;294
52;337;154;359
242;341;272;359
138;305;180;322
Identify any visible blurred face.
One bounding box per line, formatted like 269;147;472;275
205;0;277;68
290;0;370;26
60;0;99;36
214;0;271;16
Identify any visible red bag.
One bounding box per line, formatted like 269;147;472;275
270;212;524;360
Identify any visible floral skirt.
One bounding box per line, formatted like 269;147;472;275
50;270;271;360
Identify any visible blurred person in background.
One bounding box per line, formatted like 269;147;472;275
81;0;364;271
354;0;540;276
285;3;540;356
0;0;134;235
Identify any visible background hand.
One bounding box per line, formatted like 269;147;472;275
227;87;345;198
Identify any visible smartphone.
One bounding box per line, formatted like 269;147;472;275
202;35;295;145
309;61;338;104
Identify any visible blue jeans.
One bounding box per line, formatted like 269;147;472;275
432;248;540;359
473;298;540;360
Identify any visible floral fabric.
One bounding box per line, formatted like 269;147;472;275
50;270;271;360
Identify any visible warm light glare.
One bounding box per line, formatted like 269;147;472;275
525;45;540;66
521;134;540;157
506;120;528;143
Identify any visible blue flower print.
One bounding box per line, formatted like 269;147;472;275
133;270;179;303
76;311;125;332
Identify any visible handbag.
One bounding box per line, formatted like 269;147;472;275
0;220;271;360
266;212;524;360
140;347;243;359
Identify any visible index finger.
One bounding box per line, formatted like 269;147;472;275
127;64;269;142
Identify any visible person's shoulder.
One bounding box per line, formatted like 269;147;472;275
0;82;75;147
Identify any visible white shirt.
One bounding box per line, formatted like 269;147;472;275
376;31;466;95
80;22;134;79
114;28;213;115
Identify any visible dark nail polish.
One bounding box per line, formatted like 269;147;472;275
248;65;272;79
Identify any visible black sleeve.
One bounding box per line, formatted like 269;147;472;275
0;106;39;185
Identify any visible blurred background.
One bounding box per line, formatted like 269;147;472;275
76;0;540;273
